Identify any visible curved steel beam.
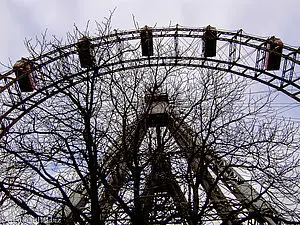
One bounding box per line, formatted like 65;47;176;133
1;26;300;138
1;56;300;139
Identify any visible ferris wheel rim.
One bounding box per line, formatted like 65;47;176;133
1;26;300;138
1;25;300;224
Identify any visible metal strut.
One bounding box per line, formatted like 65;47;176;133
167;113;238;224
52;116;148;224
98;116;148;223
53;109;279;224
167;112;279;225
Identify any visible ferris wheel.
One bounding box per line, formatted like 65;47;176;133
0;25;300;225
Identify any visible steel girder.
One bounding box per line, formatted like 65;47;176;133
1;27;300;140
168;112;278;225
51;110;279;224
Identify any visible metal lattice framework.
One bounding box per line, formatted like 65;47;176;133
0;26;300;224
1;27;300;138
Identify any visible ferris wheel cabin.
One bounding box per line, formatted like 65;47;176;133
77;37;94;68
145;93;169;127
202;25;217;57
140;26;154;56
265;36;283;70
13;58;35;92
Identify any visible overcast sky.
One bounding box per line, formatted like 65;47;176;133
1;0;299;119
1;0;299;66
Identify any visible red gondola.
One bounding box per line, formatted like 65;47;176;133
13;58;35;92
203;25;217;57
140;26;154;56
145;93;169;127
265;36;283;70
77;37;94;68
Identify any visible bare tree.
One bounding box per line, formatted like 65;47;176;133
0;17;300;225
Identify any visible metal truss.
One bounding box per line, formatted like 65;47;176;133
1;26;300;140
49;109;280;224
